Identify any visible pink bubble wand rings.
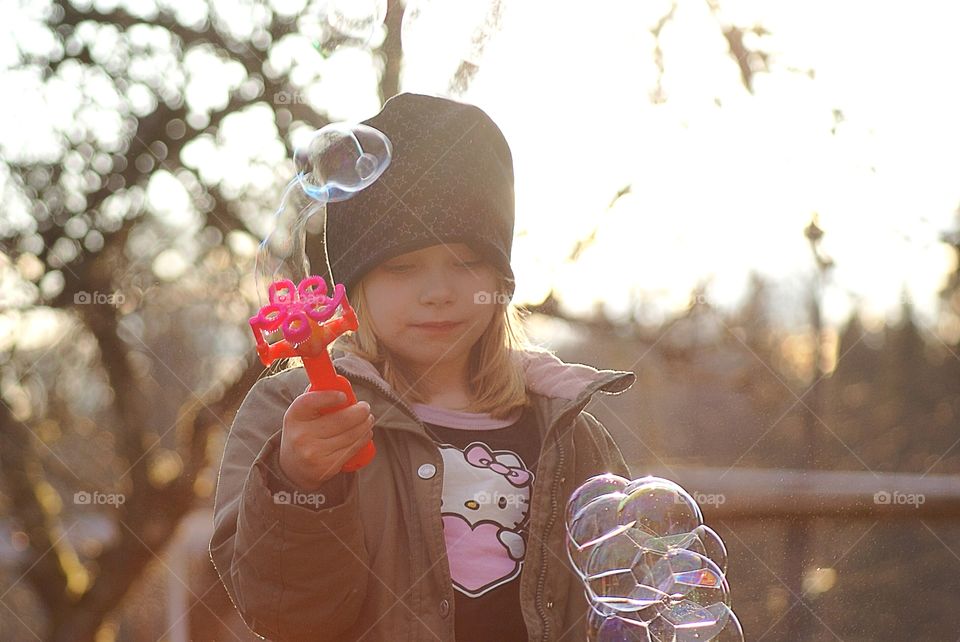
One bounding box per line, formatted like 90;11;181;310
248;276;374;472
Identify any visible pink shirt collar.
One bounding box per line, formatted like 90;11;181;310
409;403;524;430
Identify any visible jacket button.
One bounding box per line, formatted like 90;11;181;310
546;600;554;609
417;463;437;479
439;599;450;617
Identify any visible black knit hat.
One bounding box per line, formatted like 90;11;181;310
315;93;516;299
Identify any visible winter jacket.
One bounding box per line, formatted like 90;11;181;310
210;349;636;641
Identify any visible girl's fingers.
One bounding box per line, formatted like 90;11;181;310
317;414;375;452
311;421;375;481
299;402;372;440
286;391;349;421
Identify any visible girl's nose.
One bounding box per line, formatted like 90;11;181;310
418;271;457;305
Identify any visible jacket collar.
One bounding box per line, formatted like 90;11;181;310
327;348;636;439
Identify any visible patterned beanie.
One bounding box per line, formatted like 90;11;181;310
315;93;516;300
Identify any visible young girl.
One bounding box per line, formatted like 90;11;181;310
210;93;636;642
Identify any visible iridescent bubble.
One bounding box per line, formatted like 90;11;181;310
617;479;703;537
689;525;728;575
567;492;632;575
256;122;392;304
569;493;627;547
587;570;668;617
648;603;743;642
639;531;699;555
624;475;687;494
582;526;653;577
640;549;729;606
705;605;744;642
566;473;631;531
294;123;392;203
593;614;652;642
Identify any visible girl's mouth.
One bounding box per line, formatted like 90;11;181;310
413;322;462;332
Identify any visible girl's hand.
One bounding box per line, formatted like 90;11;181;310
279;390;375;490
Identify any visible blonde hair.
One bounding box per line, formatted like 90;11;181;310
331;272;551;419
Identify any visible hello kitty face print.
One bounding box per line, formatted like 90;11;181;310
439;442;535;597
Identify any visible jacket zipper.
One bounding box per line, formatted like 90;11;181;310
534;388;616;642
535;425;564;642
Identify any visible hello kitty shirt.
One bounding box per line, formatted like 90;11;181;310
410;402;541;642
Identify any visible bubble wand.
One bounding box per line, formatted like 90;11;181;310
250;123;392;472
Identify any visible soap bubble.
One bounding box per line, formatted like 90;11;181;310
301;0;388;58
567;492;631;574
640;548;729;607
688;525;728;575
294;123;392;203
590;610;653;642
617;479;703;537
255;122;392;304
581;526;652;578
567;475;743;642
566;474;631;531
648;603;744;642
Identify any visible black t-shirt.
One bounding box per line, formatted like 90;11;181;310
419;404;541;642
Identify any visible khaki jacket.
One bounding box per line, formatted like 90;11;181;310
210;349;636;641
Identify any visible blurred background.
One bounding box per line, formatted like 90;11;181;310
1;0;959;640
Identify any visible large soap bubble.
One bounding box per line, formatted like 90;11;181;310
566;475;743;642
255;122;392;305
566;473;631;528
618;478;703;537
566;492;632;575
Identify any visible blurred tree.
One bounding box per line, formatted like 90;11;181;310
0;0;416;639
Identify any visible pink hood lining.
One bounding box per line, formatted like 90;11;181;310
330;348;621;404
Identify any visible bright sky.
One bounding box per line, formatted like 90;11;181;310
2;0;959;342
398;0;960;336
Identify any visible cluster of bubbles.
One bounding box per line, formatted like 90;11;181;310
255;122;392;305
566;475;744;642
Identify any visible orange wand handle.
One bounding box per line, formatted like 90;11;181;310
250;277;376;472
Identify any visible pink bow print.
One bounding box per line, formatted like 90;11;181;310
464;444;531;487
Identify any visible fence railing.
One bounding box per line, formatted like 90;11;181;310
643;467;960;519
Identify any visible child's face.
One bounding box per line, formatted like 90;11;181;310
361;243;500;376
